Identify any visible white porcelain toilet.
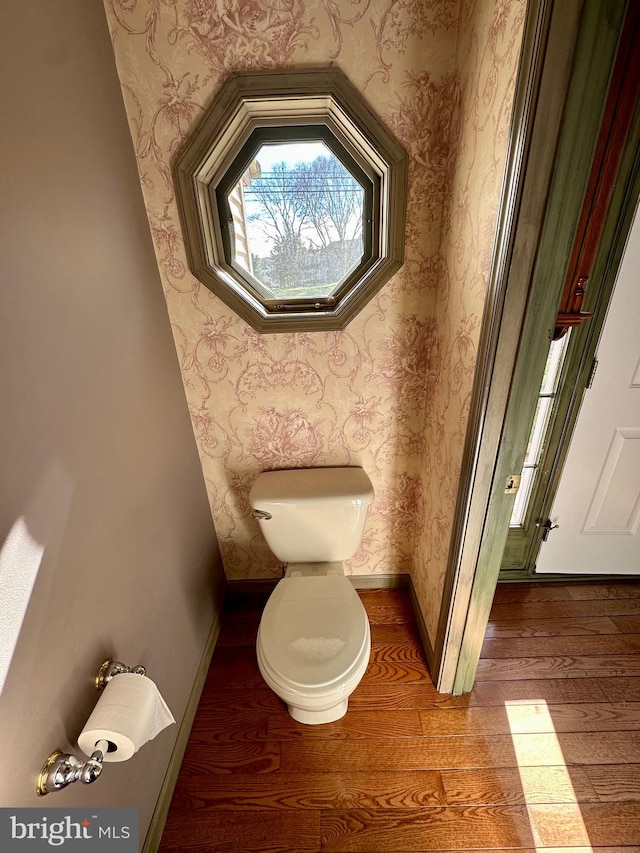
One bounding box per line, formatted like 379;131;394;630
250;466;374;724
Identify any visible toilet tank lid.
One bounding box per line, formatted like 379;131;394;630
250;467;374;507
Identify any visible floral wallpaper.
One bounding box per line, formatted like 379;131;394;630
103;0;525;645
416;0;527;637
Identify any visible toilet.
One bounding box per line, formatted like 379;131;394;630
250;466;374;724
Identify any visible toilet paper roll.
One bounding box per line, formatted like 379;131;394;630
78;673;175;762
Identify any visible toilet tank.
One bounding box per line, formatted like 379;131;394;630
250;467;374;563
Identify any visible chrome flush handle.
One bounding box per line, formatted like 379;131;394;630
252;509;272;521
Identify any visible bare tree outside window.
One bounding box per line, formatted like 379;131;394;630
236;142;365;298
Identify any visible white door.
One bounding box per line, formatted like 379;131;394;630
536;204;640;575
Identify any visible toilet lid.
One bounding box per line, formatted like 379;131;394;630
258;576;369;689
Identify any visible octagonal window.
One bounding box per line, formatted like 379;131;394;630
174;70;407;332
217;129;372;303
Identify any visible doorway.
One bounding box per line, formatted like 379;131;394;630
500;189;640;579
534;202;640;576
435;0;640;694
500;0;640;580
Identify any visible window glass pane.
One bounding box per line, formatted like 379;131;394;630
231;141;365;300
524;396;553;466
509;332;572;527
540;331;571;394
510;466;536;527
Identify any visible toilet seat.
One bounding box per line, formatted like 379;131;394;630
257;575;370;692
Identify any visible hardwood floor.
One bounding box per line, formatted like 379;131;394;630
159;582;640;852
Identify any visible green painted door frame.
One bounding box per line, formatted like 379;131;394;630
434;0;633;694
501;2;640;581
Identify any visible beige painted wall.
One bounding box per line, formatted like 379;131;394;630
0;0;225;835
104;0;525;643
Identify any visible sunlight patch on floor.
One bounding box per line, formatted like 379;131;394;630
505;700;593;850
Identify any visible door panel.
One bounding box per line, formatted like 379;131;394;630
583;427;640;534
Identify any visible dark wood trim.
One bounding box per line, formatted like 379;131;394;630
554;1;640;339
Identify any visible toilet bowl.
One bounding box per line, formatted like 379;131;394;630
249;467;375;724
256;565;371;723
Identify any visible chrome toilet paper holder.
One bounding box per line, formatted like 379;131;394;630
95;658;146;690
37;659;145;796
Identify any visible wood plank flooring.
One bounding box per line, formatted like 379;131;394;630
159;581;640;852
